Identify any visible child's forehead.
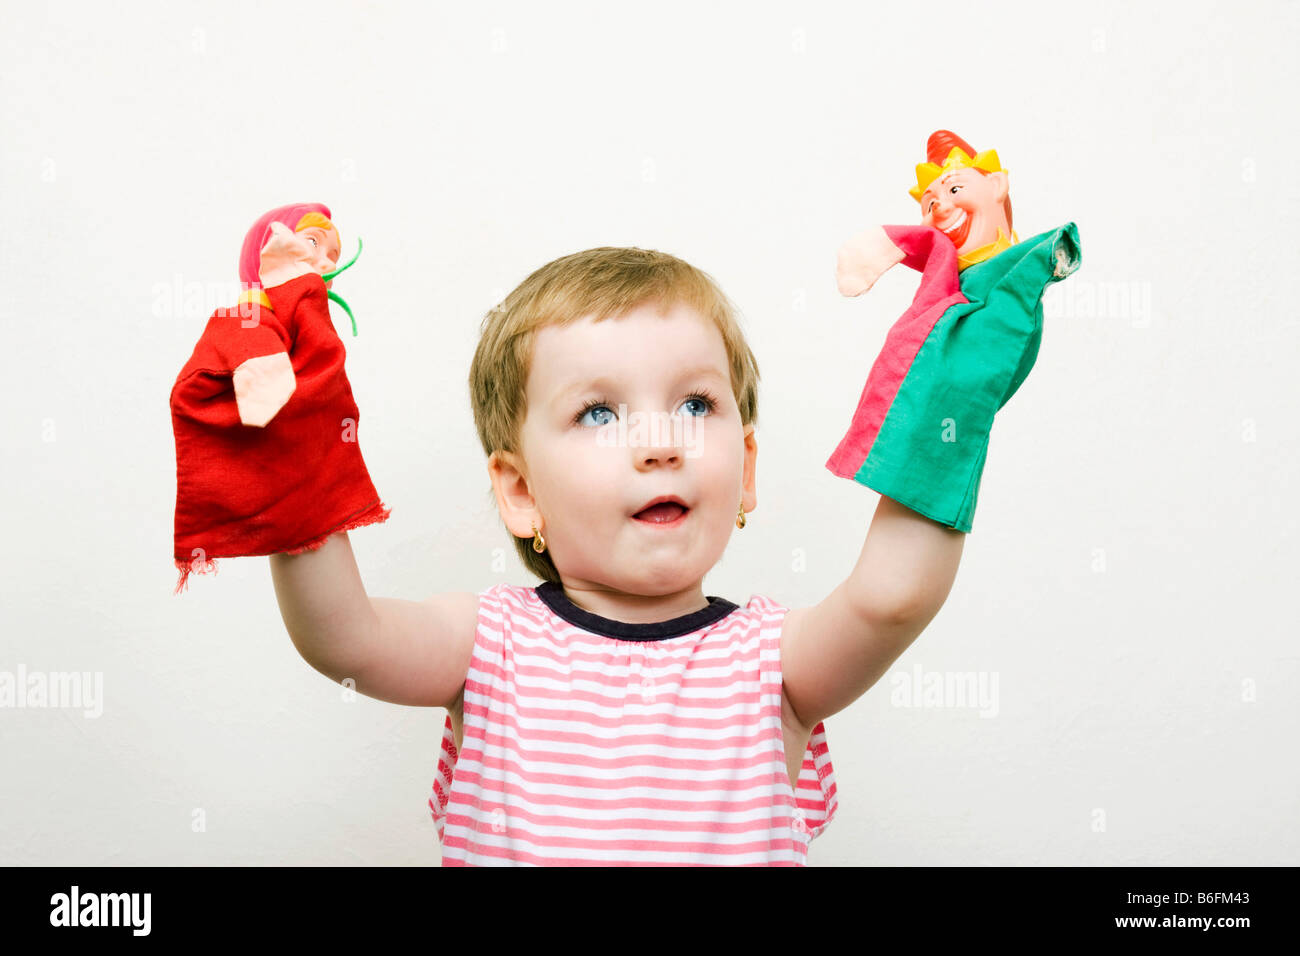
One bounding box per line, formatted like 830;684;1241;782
527;302;728;394
543;300;717;347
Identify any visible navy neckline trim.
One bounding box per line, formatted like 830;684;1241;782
533;581;740;641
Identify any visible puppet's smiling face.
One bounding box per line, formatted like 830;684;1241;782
499;300;756;599
919;166;1010;254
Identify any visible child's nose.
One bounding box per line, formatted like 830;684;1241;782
641;447;681;464
637;413;685;465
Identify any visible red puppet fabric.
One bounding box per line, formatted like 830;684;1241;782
170;205;389;593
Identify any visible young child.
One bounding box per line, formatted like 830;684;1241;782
269;243;968;866
265;130;1078;866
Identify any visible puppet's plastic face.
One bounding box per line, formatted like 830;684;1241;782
919;166;1009;254
298;225;341;287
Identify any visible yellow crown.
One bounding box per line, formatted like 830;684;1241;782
910;146;1005;202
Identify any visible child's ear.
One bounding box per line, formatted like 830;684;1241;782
487;450;538;537
741;423;758;514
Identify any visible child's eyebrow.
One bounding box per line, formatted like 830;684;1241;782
552;376;617;406
553;366;729;405
680;366;730;389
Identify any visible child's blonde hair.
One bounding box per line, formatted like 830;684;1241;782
469;246;761;583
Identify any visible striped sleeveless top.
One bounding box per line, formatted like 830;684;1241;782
428;581;838;865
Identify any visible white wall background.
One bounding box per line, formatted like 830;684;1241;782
1;0;1296;866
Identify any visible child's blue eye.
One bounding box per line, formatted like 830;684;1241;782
572;390;720;428
575;402;615;428
680;394;714;417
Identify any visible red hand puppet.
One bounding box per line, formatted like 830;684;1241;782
170;202;390;593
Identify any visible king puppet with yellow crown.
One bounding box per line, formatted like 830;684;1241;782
826;129;1082;532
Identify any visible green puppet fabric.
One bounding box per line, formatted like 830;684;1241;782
825;222;1082;531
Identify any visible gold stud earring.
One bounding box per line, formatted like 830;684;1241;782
736;498;746;530
531;521;547;553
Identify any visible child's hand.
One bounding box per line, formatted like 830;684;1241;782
258;221;319;289
835;225;907;297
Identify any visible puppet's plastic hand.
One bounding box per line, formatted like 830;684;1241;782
258;221;318;289
836;226;906;297
233;351;296;427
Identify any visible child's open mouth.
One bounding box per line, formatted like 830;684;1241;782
632;501;690;527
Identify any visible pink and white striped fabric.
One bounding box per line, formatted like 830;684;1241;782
428;581;838;865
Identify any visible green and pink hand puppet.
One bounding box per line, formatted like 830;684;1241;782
827;130;1082;531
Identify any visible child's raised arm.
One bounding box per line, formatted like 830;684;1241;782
268;532;478;710
780;495;965;733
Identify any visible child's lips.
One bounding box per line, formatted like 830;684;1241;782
632;502;690;526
